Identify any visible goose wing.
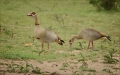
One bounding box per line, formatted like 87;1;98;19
40;30;58;43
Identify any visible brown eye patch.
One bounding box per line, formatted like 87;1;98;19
31;12;36;15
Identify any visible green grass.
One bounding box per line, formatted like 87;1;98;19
0;0;120;62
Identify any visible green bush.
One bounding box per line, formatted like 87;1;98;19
103;49;119;64
89;0;120;11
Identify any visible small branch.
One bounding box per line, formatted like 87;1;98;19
51;4;56;11
53;14;64;26
0;25;1;34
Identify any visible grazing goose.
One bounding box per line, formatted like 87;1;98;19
69;28;111;50
27;12;64;52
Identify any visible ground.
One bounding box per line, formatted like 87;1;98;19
0;51;120;75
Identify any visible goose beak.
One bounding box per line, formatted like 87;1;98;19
27;14;32;16
27;13;32;16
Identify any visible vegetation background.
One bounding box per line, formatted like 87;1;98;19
0;0;120;60
0;0;120;74
0;0;120;73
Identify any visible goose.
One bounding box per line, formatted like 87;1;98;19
27;12;64;52
69;28;111;50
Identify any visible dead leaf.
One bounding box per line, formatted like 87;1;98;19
25;43;32;47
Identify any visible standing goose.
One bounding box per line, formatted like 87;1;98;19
27;12;64;52
69;28;111;50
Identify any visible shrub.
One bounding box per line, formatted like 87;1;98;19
103;49;119;64
89;0;120;11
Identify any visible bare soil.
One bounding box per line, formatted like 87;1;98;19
0;53;120;75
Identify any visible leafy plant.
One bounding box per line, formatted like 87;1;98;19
2;26;15;38
102;68;117;75
4;60;45;74
17;61;33;73
78;53;88;68
2;27;11;35
59;62;69;71
32;67;43;74
78;42;86;50
103;49;119;64
59;67;66;70
62;62;69;67
100;45;107;50
80;67;96;73
78;53;96;74
78;42;83;49
72;71;83;75
5;61;18;72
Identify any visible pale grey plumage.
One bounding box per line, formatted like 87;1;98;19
27;12;64;52
78;28;102;41
34;25;58;43
69;28;111;50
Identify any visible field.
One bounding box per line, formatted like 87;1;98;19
0;0;120;75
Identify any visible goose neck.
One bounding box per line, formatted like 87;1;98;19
34;15;40;25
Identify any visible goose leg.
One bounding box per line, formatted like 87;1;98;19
42;43;44;50
39;43;44;55
48;43;50;51
87;41;91;50
91;41;94;50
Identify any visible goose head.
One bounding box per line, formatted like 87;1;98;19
27;12;36;19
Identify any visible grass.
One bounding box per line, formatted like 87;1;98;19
0;0;120;62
